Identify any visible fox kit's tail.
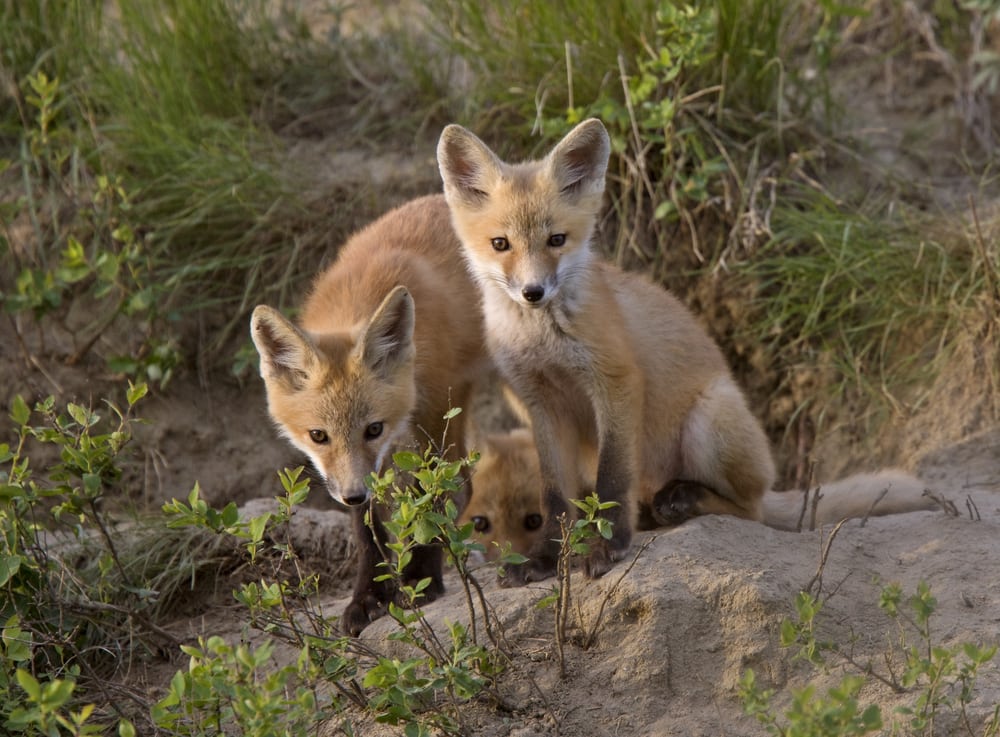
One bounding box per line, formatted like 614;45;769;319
761;470;938;531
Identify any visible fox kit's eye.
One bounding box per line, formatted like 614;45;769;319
308;429;328;444
524;513;543;530
490;236;510;252
363;422;384;440
547;233;567;248
472;516;490;532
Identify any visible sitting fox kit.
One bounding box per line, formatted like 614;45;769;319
250;195;486;635
438;119;776;583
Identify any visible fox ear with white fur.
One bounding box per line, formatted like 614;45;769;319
358;285;415;380
251;305;319;390
546;118;610;197
437;124;505;207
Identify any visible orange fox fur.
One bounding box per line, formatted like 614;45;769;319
250;195;487;635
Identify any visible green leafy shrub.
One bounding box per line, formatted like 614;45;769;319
742;583;1000;737
160;410;506;736
1;383;150;733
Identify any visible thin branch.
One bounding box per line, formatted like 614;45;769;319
583;535;655;650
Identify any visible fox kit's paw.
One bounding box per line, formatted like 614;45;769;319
499;556;558;586
652;480;714;527
499;536;559;586
583;530;631;578
341;590;389;636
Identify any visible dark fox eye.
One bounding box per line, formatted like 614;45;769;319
524;513;543;530
364;422;384;440
547;233;566;247
472;516;490;532
491;236;510;252
308;429;328;444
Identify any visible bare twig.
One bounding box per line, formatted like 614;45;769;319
555;513;572;679
796;459;817;532
965;495;981;522
583;535;655;650
808;486;824;533
859;486;891;527
922;489;959;517
805;518;849;597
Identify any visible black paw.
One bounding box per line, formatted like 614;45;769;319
652;479;709;527
341;590;389;636
498;541;559;586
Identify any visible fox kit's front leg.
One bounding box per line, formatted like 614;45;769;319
500;388;579;585
585;358;641;576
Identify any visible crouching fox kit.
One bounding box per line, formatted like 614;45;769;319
437;118;778;582
461;429;938;560
250;195;486;635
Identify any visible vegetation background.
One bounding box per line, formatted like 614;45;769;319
1;1;998;735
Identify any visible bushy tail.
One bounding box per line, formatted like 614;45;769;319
762;470;938;531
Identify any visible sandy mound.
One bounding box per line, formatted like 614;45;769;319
280;428;1000;736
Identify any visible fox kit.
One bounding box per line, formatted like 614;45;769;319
461;428;939;559
438;118;776;583
250;195;487;635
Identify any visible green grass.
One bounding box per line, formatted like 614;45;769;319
741;190;983;385
2;0;996;434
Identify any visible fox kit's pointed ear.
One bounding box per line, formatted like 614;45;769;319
359;285;415;379
251;305;317;389
437;124;504;206
547;118;610;197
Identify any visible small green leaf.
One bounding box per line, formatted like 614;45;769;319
654;199;676;220
15;669;41;701
393;450;424;471
247;513;270;543
10;395;30;426
67;402;92;427
126;381;148;406
83;472;102;496
0;555;22;587
220;502;240;529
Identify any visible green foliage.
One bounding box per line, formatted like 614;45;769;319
425;0;828;261
735;190;986;421
3;71;182;384
151;636;327;737
6;667;103;737
365;422;504;735
0;1;366;372
741;669;883;737
0;383;155;735
744;583;1000;737
160;410;505;736
568;494;619;549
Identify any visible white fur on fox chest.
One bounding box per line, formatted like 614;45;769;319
481;281;595;388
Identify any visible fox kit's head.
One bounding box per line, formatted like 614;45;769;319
460;429;545;560
250;286;416;507
437;118;611;309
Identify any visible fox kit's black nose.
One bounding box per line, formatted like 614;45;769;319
340;488;369;506
522;284;545;303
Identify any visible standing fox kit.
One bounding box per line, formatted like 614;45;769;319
438;119;775;583
250;195;486;635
